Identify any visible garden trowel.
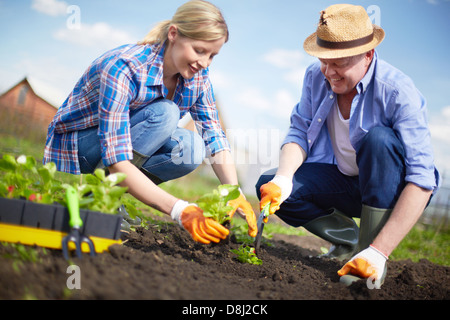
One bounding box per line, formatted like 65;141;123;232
254;203;270;254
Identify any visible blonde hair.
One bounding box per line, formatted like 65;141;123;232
138;0;229;45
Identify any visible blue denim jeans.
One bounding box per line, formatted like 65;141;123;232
255;127;407;227
78;98;205;183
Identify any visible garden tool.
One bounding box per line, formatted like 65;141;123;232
62;186;96;260
302;209;359;261
254;203;270;254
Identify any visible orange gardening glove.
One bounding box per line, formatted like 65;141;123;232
259;182;282;222
259;175;293;222
171;200;229;244
338;245;388;286
227;193;257;237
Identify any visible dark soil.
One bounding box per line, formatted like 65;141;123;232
0;219;449;302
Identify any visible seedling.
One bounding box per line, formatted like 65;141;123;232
195;184;240;225
73;168;128;214
230;245;262;265
0;154;61;204
0;154;129;215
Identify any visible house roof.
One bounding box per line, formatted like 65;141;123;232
0;77;66;108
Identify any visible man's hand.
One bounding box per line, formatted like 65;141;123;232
227;193;257;237
259;175;292;221
338;245;388;282
171;200;229;244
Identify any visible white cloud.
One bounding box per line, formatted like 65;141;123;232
262;49;304;69
31;0;68;16
53;22;136;50
429;106;450;179
262;48;313;87
11;56;75;105
235;86;296;119
209;70;231;91
429;106;450;144
236;87;271;111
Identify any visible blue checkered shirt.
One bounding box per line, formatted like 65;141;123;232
44;43;229;174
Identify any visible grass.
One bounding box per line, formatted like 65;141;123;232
1;132;449;266
391;223;449;265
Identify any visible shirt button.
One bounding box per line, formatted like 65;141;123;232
318;118;322;122
329;94;334;99
308;139;312;144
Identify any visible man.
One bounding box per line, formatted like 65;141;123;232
256;4;439;286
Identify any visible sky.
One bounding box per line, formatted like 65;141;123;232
0;0;449;193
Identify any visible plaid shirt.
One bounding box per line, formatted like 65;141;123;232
44;43;230;174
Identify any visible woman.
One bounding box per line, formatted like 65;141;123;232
44;0;256;244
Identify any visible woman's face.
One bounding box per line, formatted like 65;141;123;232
165;26;226;79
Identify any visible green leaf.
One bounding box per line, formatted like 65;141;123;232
23;155;37;170
218;184;240;202
94;168;106;181
85;174;101;186
230;245;262;265
0;154;17;172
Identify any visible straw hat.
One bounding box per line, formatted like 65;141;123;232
303;4;385;59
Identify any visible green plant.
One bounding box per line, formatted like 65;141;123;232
0;154;62;204
0;154;129;215
64;169;128;214
230;245;262;265
195;184;240;225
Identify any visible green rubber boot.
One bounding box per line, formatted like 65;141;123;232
339;205;392;287
303;209;359;261
358;205;392;252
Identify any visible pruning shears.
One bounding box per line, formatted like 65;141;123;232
62;185;96;260
254;203;270;254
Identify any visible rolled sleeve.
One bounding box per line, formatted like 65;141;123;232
392;83;438;191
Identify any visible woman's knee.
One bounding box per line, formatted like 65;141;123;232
132;98;180;131
172;128;205;170
151;99;180;128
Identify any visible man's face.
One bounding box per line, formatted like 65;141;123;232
319;51;373;95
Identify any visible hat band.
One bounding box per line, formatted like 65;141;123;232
316;32;374;49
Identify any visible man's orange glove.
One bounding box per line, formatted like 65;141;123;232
338;245;388;288
227;193;257;237
259;175;292;222
171;200;229;244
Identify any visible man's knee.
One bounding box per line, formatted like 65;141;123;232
361;127;397;152
255;168;277;199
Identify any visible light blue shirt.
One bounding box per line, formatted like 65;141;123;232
284;52;439;191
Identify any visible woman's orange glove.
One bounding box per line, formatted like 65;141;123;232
259;175;292;222
171;200;229;244
227;193;257;237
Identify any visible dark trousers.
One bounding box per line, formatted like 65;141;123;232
255;127;407;227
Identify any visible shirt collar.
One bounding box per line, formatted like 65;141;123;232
357;50;377;93
145;43;165;87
